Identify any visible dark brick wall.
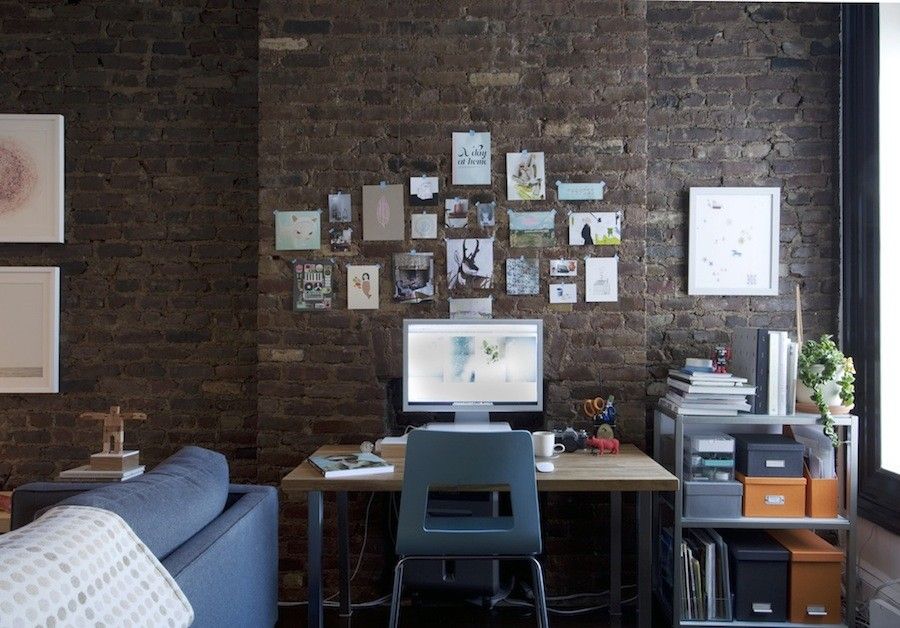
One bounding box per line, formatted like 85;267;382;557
0;1;259;485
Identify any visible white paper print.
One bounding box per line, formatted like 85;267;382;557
411;213;438;239
347;264;379;310
410;176;439;205
445;198;469;229
449;297;492;320
447;238;493;289
568;212;621;246
549;283;577;304
506;151;546;201
476;201;496;227
549;259;577;277
585;257;618;302
328;192;352;222
452;131;491;186
275;210;321;251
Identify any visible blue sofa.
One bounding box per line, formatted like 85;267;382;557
11;446;278;628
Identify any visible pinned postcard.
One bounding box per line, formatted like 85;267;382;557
275;210;321;251
506;257;540;295
293;260;334;311
329;225;352;252
585;257;618;302
363;184;404;241
449;297;492;320
509;210;555;247
445;198;469;229
506;151;546;201
549;259;577;277
550;283;577;304
556;181;606;201
410;176;439;206
452;131;491;186
411;213;438;239
347;264;379;310
328;192;352;222
476;201;496;227
447;238;493;289
394;252;435;304
569;212;621;246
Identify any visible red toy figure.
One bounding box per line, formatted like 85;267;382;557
586;436;620;455
712;345;731;374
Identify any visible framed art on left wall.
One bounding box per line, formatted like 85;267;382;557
0;267;60;393
0;114;64;243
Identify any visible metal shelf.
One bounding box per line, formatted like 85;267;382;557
679;621;847;628
680;515;850;530
655;406;853;426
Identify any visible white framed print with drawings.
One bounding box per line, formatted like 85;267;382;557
0;267;59;393
0;114;64;242
688;187;780;296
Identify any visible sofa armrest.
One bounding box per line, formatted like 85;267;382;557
10;482;103;530
162;485;279;628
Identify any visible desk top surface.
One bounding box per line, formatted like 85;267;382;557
281;444;678;493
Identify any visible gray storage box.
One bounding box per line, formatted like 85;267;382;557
683;480;743;518
734;433;805;478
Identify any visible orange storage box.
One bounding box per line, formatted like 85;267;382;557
769;529;842;624
736;472;807;517
805;466;839;518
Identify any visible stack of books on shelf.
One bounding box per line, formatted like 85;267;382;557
731;327;799;415
659;358;755;416
659;527;733;621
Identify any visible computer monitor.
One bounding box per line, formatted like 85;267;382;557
403;319;543;424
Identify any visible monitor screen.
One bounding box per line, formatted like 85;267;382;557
403;319;543;412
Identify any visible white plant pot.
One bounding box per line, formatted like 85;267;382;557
796;364;846;409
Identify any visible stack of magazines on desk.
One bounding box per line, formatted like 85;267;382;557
659;358;755;416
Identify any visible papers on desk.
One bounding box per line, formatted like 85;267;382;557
308;453;394;478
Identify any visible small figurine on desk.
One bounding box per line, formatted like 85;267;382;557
586;435;620;455
583;394;618;439
712;345;731;374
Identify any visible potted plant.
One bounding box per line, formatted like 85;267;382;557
796;334;856;447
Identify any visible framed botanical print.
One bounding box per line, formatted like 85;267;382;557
688;187;781;296
0;267;60;393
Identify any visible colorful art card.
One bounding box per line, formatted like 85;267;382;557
549;259;577;277
449;297;492;320
556;181;606;201
585;257;618;302
347;264;379;310
509;210;555;247
410;176;439;206
476;201;496;227
452;131;491;186
362;184;404;241
506;151;546;201
293;260;334;311
329;225;352;252
506;257;540;295
550;283;577;304
394;252;435;303
275;210;321;251
411;212;438;239
447;238;493;290
445;198;469;229
328;192;352;222
568;212;621;246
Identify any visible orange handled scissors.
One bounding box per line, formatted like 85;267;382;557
583;396;605;418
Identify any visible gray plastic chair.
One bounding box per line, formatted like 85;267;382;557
389;430;548;627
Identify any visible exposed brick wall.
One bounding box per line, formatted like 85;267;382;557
0;1;259;485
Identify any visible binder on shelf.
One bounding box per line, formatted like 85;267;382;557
731;327;770;414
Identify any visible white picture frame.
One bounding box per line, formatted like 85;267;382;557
688;187;780;296
0;114;64;243
0;267;60;393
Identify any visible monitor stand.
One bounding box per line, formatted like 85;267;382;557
424;413;511;432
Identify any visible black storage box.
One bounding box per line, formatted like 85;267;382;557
734;433;805;478
725;530;790;621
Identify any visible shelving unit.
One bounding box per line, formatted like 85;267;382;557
652;407;858;628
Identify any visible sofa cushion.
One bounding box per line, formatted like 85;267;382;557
57;446;229;559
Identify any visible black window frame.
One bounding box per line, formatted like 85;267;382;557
841;3;900;535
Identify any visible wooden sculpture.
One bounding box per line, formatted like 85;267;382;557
79;406;147;471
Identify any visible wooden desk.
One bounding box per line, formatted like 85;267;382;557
282;444;678;628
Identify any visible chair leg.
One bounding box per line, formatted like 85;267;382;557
389;557;407;628
528;556;550;628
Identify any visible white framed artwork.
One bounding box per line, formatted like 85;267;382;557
688;187;780;296
0;267;59;393
0;114;64;243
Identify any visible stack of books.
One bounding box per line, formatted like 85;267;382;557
659;358;755;416
58;465;145;482
731;328;799;415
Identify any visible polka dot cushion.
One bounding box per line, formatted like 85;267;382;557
0;505;193;627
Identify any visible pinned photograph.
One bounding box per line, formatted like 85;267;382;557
506;257;540;295
476;201;496;227
549;283;577;304
363;184;404;241
275;210;321;251
347;264;379;310
328;192;352;222
447;238;493;290
329;225;352;252
449;297;492;320
568;212;621;246
452;131;491;186
509;210;555;247
549;259;577;277
394;252;435;304
585;257;618;302
410;176;439;206
411;213;438;239
506;151;546;201
293;260;334;311
445;198;469;229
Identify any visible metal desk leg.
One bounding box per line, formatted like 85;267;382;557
637;491;652;628
610;491;622;624
308;490;324;628
337;491;352;617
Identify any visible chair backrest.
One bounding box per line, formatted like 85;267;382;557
396;430;541;557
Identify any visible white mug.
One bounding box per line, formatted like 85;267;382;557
532;431;565;458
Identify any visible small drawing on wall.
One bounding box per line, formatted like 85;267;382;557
410;176;439;206
585;257;618;303
476;201;496;227
0;267;59;393
688;187;780;296
506;257;540;295
452;131;491;186
549;283;577;304
549;259;577;277
447;238;493;290
411;213;437;239
449;297;492;320
509;210;555;247
363;184;404;241
394;252;435;304
347;264;379;310
275;210;321;251
329;225;352;252
568;212;621;246
293;260;334;311
506;151;545;201
445;198;469;229
328;192;352;222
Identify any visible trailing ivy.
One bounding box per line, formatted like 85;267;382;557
798;334;856;447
